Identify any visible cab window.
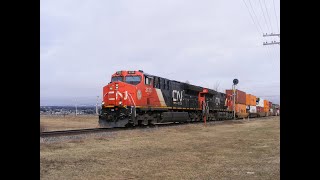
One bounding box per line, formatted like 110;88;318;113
111;76;123;82
125;76;141;85
144;76;152;85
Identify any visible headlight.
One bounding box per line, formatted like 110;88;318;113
102;102;105;105
119;101;122;105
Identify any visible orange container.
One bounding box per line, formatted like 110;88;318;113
250;95;257;106
235;104;247;113
246;94;250;105
264;100;269;108
246;94;257;106
263;100;269;112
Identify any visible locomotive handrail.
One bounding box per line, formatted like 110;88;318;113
127;92;136;107
127;92;136;117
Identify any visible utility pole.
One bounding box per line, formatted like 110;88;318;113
232;79;239;120
75;99;78;116
233;84;236;120
96;96;99;115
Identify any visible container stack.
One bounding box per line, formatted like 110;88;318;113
225;89;279;118
226;89;247;113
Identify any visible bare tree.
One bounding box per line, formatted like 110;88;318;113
213;81;220;92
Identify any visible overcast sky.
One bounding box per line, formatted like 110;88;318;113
40;0;280;106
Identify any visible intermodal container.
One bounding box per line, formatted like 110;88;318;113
264;100;269;108
249;105;257;113
235;104;247;113
257;98;264;107
250;95;256;106
256;106;264;112
269;102;272;108
246;94;250;105
226;89;246;105
246;94;256;106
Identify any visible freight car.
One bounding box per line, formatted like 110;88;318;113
99;70;235;127
99;70;280;128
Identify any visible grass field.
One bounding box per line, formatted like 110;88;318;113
40;115;99;131
40;116;280;180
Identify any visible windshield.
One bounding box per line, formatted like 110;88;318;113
111;76;123;82
125;76;141;85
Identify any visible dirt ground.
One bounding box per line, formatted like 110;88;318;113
40;116;280;180
40;115;99;131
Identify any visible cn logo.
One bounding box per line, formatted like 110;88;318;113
172;90;183;102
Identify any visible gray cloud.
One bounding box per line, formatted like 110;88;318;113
41;0;280;105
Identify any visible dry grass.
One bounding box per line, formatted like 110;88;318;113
40;115;99;131
40;116;280;180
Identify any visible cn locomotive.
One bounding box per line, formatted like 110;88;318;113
99;70;279;128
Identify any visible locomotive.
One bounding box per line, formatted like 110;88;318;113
99;70;235;128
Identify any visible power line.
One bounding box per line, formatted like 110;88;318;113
242;0;263;34
242;0;277;69
263;0;279;59
261;37;277;69
242;0;280;69
250;0;276;63
263;0;274;33
265;44;273;59
247;0;264;33
263;33;280;58
266;45;277;69
251;0;280;57
258;0;272;32
273;0;280;33
256;0;280;55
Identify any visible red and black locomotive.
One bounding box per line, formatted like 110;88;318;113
99;70;234;127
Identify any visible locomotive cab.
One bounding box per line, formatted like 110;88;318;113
99;70;145;127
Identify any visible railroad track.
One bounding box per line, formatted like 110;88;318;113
40;121;222;138
40;116;276;138
40;127;124;137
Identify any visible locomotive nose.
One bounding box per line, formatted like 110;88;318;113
103;82;133;107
